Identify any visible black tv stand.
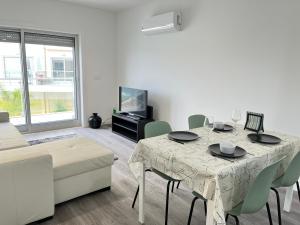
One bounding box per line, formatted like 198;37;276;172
127;114;141;121
112;113;153;142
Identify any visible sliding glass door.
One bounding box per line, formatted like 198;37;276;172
0;28;80;132
0;30;26;126
25;33;76;124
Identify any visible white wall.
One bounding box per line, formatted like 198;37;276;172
0;0;116;127
117;0;300;135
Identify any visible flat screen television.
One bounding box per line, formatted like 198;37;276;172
119;86;148;118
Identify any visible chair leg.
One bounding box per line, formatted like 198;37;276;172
296;181;300;203
266;202;273;225
172;181;175;193
233;215;239;225
177;181;181;189
165;181;172;225
225;214;229;222
225;215;239;225
187;197;199;225
132;186;139;208
204;201;207;216
271;188;282;225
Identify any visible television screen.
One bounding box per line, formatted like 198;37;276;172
119;87;148;118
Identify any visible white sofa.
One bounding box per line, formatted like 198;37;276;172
0;112;114;225
0;149;54;225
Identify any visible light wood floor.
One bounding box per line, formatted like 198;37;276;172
25;127;300;225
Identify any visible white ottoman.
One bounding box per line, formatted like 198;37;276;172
49;137;114;204
8;137;114;204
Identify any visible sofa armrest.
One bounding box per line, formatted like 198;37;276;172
0;153;54;225
0;111;9;122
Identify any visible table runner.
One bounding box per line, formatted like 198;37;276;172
128;126;300;224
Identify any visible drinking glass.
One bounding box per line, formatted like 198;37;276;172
232;109;241;134
205;116;214;144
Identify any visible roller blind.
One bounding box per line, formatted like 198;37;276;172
24;32;75;47
0;30;21;43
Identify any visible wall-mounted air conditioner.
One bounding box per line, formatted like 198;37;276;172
141;11;182;35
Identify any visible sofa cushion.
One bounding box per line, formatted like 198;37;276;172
0;122;29;151
0;137;114;180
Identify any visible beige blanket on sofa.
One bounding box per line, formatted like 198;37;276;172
0;122;29;151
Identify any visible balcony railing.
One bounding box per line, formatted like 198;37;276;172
0;77;74;86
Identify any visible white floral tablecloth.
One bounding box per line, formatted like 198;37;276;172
128;126;300;225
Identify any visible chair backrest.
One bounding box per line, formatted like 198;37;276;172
240;157;285;214
144;121;172;138
281;151;300;187
188;114;206;129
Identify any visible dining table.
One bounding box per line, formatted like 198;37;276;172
128;125;300;225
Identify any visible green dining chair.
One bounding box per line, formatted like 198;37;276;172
270;151;300;225
144;121;181;192
225;157;285;225
187;158;285;225
131;121;181;225
144;121;172;138
188;114;207;129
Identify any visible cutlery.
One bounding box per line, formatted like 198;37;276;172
214;156;235;163
250;140;270;147
169;138;185;145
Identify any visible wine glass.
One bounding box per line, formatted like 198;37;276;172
232;109;241;133
205;116;214;144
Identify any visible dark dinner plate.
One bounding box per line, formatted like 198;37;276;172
168;131;199;142
247;133;281;144
209;144;247;158
214;124;234;132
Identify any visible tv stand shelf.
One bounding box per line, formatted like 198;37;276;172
112;113;153;142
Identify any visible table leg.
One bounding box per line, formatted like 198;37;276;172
138;163;145;224
283;185;294;212
206;199;226;225
206;200;215;225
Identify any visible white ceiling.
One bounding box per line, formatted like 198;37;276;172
58;0;151;12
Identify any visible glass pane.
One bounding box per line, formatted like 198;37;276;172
0;42;26;125
25;44;76;124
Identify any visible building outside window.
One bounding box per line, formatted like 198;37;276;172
51;58;74;79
